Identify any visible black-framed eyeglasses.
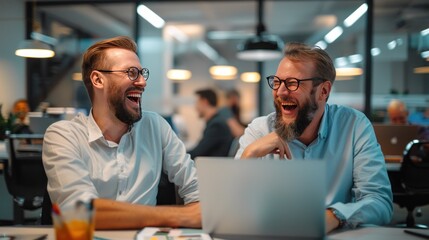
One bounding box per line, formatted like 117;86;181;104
96;67;149;81
266;75;324;91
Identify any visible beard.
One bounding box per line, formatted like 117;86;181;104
108;83;142;125
274;91;318;142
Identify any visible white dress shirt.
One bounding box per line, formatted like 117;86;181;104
43;110;199;209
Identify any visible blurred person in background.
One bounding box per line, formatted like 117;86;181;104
188;88;234;159
218;89;245;138
387;99;429;140
387;99;408;125
11;99;32;134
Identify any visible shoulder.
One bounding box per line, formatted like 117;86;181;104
47;113;87;132
140;110;164;121
44;114;88;142
326;104;367;122
135;111;171;129
218;107;233;119
246;112;275;133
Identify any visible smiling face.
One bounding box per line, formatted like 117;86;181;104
272;58;324;141
102;48;146;125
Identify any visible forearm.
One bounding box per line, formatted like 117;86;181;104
93;199;201;230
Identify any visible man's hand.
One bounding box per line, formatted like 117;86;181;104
241;132;291;159
325;209;340;233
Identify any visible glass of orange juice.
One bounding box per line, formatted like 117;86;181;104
52;201;94;240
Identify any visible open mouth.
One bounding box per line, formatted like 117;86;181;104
281;102;298;111
127;93;141;104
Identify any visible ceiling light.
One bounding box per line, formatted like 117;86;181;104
421;28;429;36
414;67;429;74
209;65;237;80
237;35;283;61
137;4;165;29
237;0;283;61
15;40;55;58
165;25;189;43
207;30;254;40
420;50;429;59
315;40;327;50
336;67;363;77
72;72;82;81
335;76;354;81
240;72;261;83
387;40;397;50
343;3;368;28
371;48;381;56
324;26;343;44
167;69;192;81
335;57;348;67
348;54;363;64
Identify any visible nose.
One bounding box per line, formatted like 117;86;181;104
276;81;290;97
133;74;147;88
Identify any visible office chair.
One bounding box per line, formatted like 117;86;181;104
3;133;46;225
393;139;429;228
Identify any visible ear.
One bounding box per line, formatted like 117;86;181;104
318;81;332;101
90;70;104;89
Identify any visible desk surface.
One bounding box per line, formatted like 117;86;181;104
0;226;428;240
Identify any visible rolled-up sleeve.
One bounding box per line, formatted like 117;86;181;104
328;116;393;228
43;122;98;209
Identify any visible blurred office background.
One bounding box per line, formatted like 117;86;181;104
1;0;428;145
0;0;429;224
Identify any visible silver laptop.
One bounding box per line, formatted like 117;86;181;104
195;157;326;240
373;124;420;156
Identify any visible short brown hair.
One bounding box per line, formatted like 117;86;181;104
283;42;336;84
81;36;137;102
195;89;217;107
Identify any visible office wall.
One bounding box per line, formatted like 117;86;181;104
0;0;26;116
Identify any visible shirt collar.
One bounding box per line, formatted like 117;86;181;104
318;104;329;140
87;108;136;144
87;109;104;143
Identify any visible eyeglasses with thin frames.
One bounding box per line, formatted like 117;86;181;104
96;67;149;81
266;75;324;91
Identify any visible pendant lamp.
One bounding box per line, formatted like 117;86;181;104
237;0;283;61
15;39;55;58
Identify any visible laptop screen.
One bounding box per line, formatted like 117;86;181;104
195;157;326;239
373;124;420;156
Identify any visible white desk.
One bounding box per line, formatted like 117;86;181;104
0;226;137;240
0;226;428;240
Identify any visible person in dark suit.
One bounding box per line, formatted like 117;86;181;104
188;89;234;159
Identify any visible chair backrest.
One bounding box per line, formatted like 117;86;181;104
4;133;46;210
228;137;240;157
400;139;429;193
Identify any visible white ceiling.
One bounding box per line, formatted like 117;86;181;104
36;0;429;65
38;0;429;38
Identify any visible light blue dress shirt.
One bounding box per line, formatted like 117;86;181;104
235;104;393;228
43;110;199;209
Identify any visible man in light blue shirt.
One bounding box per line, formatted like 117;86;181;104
236;42;392;233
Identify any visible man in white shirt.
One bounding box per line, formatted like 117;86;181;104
43;36;200;229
